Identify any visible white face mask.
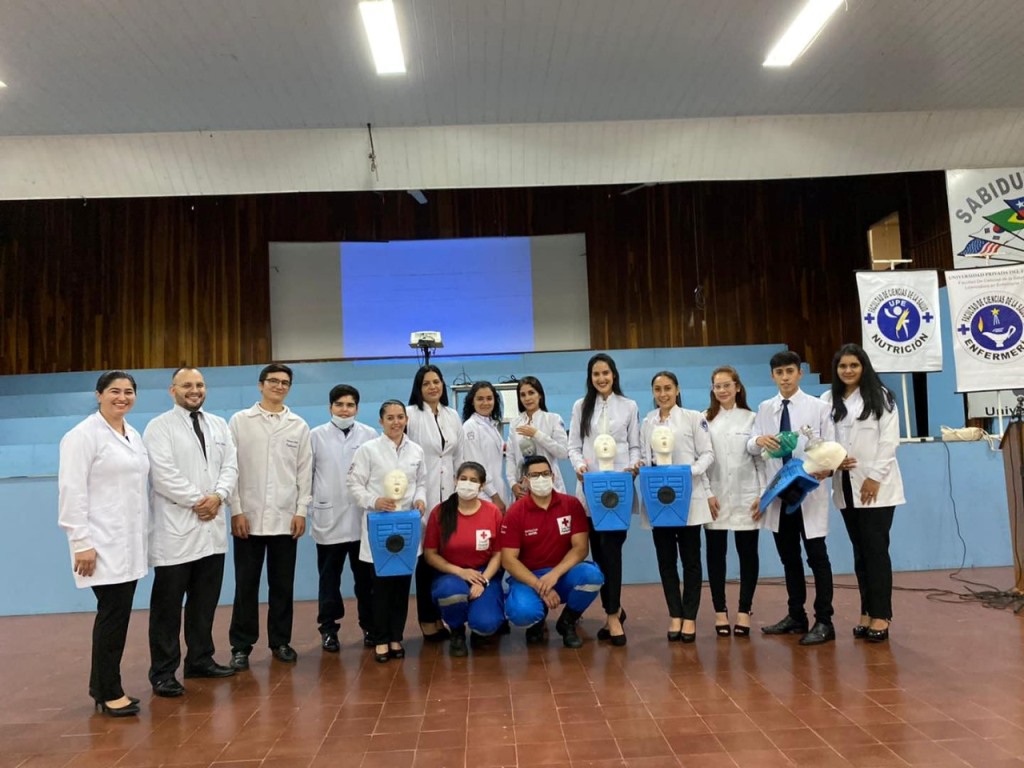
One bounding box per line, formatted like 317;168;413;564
332;415;356;430
456;480;481;501
529;475;554;498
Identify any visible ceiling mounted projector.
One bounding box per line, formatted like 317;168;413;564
409;331;443;348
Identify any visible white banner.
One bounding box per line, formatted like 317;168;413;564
856;270;942;372
946;168;1024;268
945;264;1024;392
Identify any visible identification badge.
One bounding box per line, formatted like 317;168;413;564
557;515;572;535
476;530;492;551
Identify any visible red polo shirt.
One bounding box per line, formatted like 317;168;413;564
499;491;589;572
423;500;503;569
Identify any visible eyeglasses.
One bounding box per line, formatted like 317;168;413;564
263;378;292;388
526;471;553;479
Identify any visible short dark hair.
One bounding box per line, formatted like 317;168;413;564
769;350;801;370
521;455;552;475
259;363;293;383
96;370;137;393
329;384;360;405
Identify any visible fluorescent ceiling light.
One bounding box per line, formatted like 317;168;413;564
359;0;406;75
763;0;844;68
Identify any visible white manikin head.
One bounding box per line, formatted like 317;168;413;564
593;433;617;471
651;425;675;465
384;469;409;501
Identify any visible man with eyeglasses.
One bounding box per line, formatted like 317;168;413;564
227;364;312;668
500;455;604;648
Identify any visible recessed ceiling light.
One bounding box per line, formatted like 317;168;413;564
763;0;844;68
359;0;406;75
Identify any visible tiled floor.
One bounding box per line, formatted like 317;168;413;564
4;567;1024;767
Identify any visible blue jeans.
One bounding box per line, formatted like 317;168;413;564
504;562;604;626
431;572;505;634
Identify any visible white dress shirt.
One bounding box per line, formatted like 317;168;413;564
821;388;905;509
144;405;238;567
406;404;465;507
346;434;428;563
228;403;313;536
505;409;569;493
704;406;765;531
638;406;715;528
309;420;378;545
568;393;642;513
58;412;150;588
462;412;508;504
747;388;835;539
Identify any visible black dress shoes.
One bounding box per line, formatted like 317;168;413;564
866;626;890;643
184;663;236;679
95;699;140;717
596;610;626;641
799;622;836;646
363;631;374;649
272;644;298;663
321;631;340;653
152;678;185;697
555;613;583;649
761;615;810;635
852;624;869;639
230;650;250;671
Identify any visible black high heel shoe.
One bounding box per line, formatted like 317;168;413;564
733;612;752;637
715;622;732;637
667;630;683;642
596;610;626;641
95;699;140;718
388;644;406;659
866;622;890;643
374;645;390;663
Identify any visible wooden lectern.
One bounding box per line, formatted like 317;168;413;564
1001;402;1024;593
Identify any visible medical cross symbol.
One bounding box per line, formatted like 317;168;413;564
957;323;970;335
923;312;934;323
864;312;875;324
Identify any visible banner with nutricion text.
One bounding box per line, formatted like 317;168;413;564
856;270;942;372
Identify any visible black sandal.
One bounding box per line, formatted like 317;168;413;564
733;612;752;637
715;623;732;637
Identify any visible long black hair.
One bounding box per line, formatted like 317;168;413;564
438;461;487;548
579;353;624;440
829;343;895;422
462;380;503;426
516;376;549;413
408;365;449;409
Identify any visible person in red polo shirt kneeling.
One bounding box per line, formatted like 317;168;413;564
500;456;604;648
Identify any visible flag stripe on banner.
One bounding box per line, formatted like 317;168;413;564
856;270;942;373
944;264;1024;392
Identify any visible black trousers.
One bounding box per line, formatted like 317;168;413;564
90;580;137;702
840;505;895;621
772;507;834;625
651;526;703;620
589;523;628;615
370;568;412;644
229;534;297;652
415;555;441;626
148;553;225;683
705;528;760;615
316;541;373;634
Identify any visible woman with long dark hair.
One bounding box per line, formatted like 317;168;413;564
567;353;641;646
423;462;505;657
59;371;149;717
704;366;765;638
461;381;508;512
506;376;569;499
406;365;465;640
822;343;905;643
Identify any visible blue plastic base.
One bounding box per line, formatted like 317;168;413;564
638;465;693;527
583;471;634;531
367;510;421;576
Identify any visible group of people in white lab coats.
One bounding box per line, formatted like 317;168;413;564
58;343;905;714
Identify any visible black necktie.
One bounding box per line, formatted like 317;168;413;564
779;399;792;463
190;411;207;460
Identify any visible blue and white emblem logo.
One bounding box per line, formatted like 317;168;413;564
863;288;935;356
957;295;1024;362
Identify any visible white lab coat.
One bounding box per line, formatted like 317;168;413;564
228;404;313;536
505;409;569;494
704;406;765;532
405;404;464;507
144;406;238;567
346;434;428;563
747;389;835;539
821;389;906;509
58;412;150;588
568;393;642;514
309;420;378;544
462;413;508;505
638;406;715;528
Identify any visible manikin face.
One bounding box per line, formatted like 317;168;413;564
171;368;206;412
651;425;674;455
97;379;136;420
380;404;408;441
473;387;495;418
593;434;617;460
421;372;444;406
652;375;679;411
590;361;615;397
712;372;739;409
330;395;358;419
771;364;802;399
519;384;540;413
836;355;863;392
384;469;409;501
